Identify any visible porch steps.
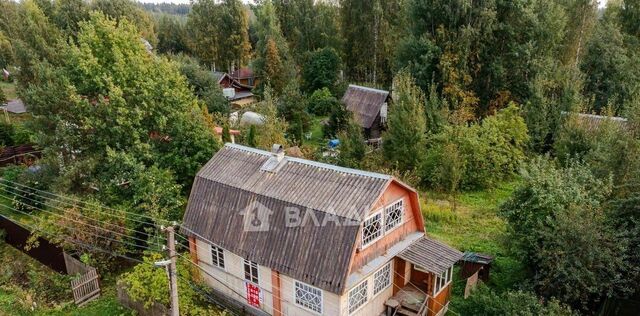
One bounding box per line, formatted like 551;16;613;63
395;307;419;316
396;301;422;316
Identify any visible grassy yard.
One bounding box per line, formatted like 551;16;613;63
0;241;133;316
421;181;527;293
1;81;17;101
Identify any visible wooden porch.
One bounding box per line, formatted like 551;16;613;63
384;283;428;316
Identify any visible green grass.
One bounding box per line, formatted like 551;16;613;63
0;235;133;316
0;81;17;100
422;181;527;292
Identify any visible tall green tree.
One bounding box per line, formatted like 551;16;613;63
581;18;640;114
253;0;295;95
93;0;157;45
301;47;342;94
500;158;630;312
382;71;426;171
273;0;342;62
341;0;404;85
187;0;251;72
337;117;367;169
21;13;218;192
156;15;189;54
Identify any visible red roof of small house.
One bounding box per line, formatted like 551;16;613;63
230;67;254;79
214;126;241;135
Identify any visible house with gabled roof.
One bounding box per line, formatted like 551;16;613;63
181;144;462;316
342;84;391;141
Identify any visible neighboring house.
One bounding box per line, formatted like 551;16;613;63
214;71;256;108
562;112;630;131
342;85;391;141
230;67;259;88
181;144;462;316
213;126;241;144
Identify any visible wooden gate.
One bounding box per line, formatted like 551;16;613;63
71;268;101;306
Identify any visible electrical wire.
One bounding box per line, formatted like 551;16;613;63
0;189;156;247
0;182;158;240
0;178;170;226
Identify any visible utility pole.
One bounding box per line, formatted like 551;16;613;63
159;224;180;316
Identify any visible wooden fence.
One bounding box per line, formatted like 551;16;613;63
71;267;101;306
0;144;41;167
0;214;67;273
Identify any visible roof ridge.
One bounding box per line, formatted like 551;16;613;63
348;84;389;95
223;143;392;180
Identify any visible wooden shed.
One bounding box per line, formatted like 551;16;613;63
341;84;390;140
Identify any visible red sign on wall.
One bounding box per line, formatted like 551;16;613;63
245;281;261;308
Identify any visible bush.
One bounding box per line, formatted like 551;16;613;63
500;158;630;311
119;253;225;316
456;284;575;316
0;122;15;146
420;104;529;190
307;88;339;116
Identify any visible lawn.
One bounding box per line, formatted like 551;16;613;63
0;229;133;316
421;181;527;292
1;81;17;101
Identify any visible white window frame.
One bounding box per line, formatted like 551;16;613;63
243;259;260;285
373;262;392;296
433;265;453;295
361;210;384;248
384;199;404;233
293;280;323;314
348;280;369;314
210;244;225;270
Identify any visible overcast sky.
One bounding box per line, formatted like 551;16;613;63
136;0;609;8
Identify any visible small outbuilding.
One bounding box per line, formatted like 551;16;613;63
341;84;390;140
460;252;494;283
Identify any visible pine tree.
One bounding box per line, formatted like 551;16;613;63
382;71;427;171
253;0;294;95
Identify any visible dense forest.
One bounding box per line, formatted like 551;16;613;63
0;0;639;315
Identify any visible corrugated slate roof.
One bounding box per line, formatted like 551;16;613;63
181;144;392;293
398;237;463;275
342;84;389;128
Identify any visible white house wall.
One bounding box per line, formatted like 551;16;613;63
196;238;396;316
339;259;395;316
278;273;342;316
196;238;274;315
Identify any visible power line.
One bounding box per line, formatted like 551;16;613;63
0;189;156;247
0;182;159;240
0;202;155;253
0;178;169;226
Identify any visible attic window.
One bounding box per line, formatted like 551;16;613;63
385;199;404;232
362;212;383;247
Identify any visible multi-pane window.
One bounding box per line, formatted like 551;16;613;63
385;199;404;232
348;280;368;314
244;259;259;284
211;245;225;269
434;266;453;294
294;281;323;314
362;212;383;246
373;263;392;295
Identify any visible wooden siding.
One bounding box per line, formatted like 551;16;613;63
428;283;451;316
349;181;423;272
